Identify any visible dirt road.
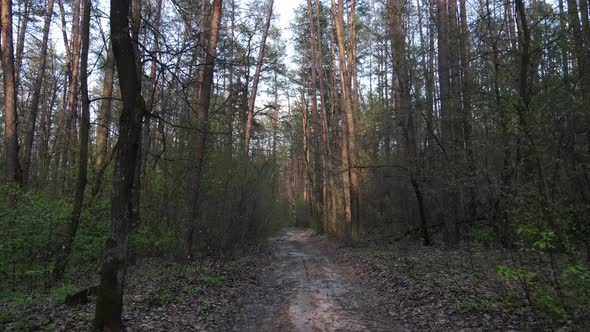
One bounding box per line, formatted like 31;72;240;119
228;229;395;332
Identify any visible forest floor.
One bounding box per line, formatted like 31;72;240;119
0;245;271;331
221;228;543;331
219;228;395;331
2;228;554;331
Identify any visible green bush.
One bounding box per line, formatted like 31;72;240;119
0;185;69;288
468;223;496;246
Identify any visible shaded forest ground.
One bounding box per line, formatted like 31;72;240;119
223;228;549;331
4;227;587;331
0;246;271;331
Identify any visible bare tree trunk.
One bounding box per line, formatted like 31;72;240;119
417;0;435;142
272;70;279;156
332;0;360;241
436;0;459;246
306;0;323;227
567;0;590;162
225;0;237;158
23;0;55;187
2;0;23;186
54;0;91;281
142;0;164;181
54;0;71;194
459;0;477;219
61;0;82;192
314;0;331;233
389;0;431;246
93;43;115;196
94;0;146;329
14;0;30;84
185;0;224;259
448;0;463;153
95;43;115;171
437;0;451;150
244;0;273;159
301;88;312;209
38;76;58;189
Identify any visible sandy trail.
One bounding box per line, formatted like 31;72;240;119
229;229;394;332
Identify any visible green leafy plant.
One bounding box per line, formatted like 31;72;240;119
532;288;569;323
496;264;537;282
51;284;78;303
199;275;225;286
182;284;200;296
142;288;176;306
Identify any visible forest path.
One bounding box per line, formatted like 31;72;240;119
228;228;394;331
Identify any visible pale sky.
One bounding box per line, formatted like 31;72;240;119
275;0;305;70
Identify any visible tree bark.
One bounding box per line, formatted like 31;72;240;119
567;0;590;162
459;0;477;219
436;0;459;246
23;0;55;187
38;77;58;188
61;0;82;191
54;0;91;281
306;0;323;226
332;0;360;240
244;0;274;159
94;0;146;329
184;0;223;259
14;0;30;84
2;0;23;186
92;43;116;196
142;0;164;181
389;0;431;246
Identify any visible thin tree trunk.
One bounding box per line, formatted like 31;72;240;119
14;0;31;83
130;0;143;228
567;0;590;162
95;44;115;170
301;88;312;208
38;76;58;188
54;0;91;281
185;0;224;259
332;0;360;241
225;0;237;157
389;0;431;246
272;70;279;156
23;0;55;187
54;0;71;194
2;0;23;186
61;0;82;191
143;0;164;182
314;0;331;232
14;0;30;86
436;0;459;246
459;0;477;219
417;0;434;140
307;0;323;225
437;0;451;147
244;0;274;159
93;43;115;195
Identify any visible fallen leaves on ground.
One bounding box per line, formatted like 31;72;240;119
322;238;544;331
0;244;271;331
